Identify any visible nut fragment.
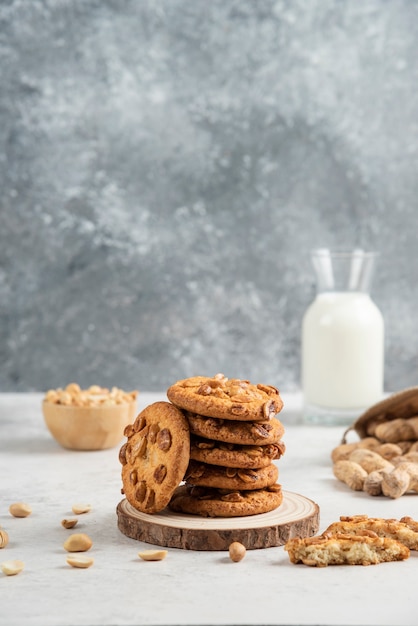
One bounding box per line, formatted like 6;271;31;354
72;504;91;515
9;502;32;518
118;443;128;465
138;549;168;561
220;492;244;503
1;560;24;576
130;469;138;485
148;422;160;443
157;428;172;451
197;384;212;396
63;533;93;553
123;424;135;438
127;436;147;462
61;519;78;529
237;469;258;483
153;464;167;484
145;489;156;509
253;423;270;438
66;555;94;569
230;404;246;416
263;400;276;419
135;481;147;502
0;530;9;548
229;541;246;562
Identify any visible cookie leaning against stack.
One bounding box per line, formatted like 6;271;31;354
167;373;286;517
119;401;190;514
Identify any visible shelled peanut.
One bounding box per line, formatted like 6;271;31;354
332;437;418;498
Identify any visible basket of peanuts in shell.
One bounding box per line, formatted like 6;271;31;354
333;386;418;499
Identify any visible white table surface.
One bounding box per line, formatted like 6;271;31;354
0;392;417;626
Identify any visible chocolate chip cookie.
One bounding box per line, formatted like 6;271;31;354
190;435;285;469
119;401;190;514
169;483;283;517
186;413;285;445
184;460;279;490
167;373;283;421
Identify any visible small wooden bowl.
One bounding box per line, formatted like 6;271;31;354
42;399;137;451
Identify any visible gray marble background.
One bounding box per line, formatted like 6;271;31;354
2;0;418;393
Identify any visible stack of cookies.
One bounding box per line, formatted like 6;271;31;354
119;373;286;518
167;373;286;517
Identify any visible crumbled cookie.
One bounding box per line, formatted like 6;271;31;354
186;413;285;445
190;435;285;469
324;515;418;550
169;483;283;517
167;373;283;422
285;532;410;567
119;402;190;514
184;460;279;491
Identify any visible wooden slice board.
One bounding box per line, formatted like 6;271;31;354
117;490;320;551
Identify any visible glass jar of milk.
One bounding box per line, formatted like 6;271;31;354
302;249;384;425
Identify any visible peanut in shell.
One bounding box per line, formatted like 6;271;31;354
342;387;418;443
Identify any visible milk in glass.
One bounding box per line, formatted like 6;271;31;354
302;249;384;424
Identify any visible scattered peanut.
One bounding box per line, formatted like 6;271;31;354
381;467;410;499
333;460;368;491
229;541;247;562
348;448;394;473
66;555;94;569
332;435;418;498
63;533;93;553
1;560;24;576
374;443;404;460
61;519;78;529
363;470;385;496
331;442;359;463
9;502;32;518
374;417;418;443
397;440;416;453
71;504;91;515
393;451;418;465
0;530;9;549
331;438;381;463
381;462;418;499
138;549;168;561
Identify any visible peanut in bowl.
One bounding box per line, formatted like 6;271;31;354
42;384;138;451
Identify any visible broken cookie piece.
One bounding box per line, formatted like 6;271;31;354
284;532;410;567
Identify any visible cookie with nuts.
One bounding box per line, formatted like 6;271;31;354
167;374;283;422
184;460;279;490
285;532;410;567
119;401;190;514
169;483;283;517
324;515;418;550
190;435;285;469
186;413;285;445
